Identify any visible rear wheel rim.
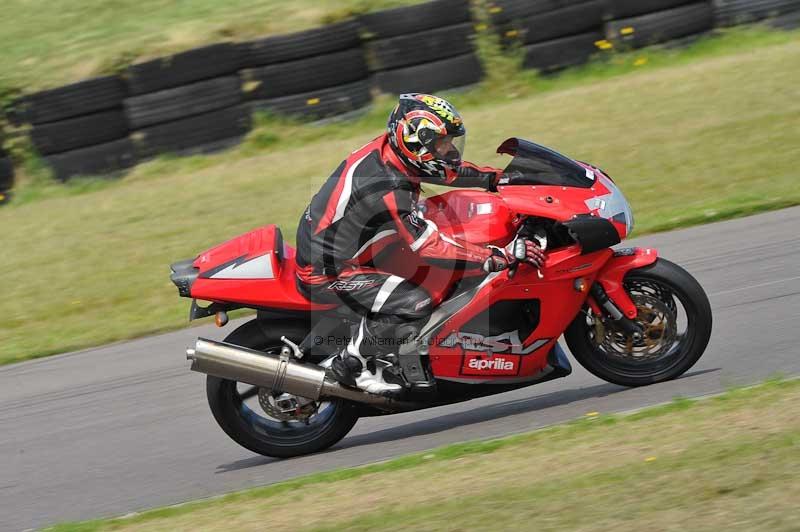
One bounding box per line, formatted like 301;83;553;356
221;345;342;448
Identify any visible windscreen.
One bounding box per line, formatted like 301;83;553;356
497;138;595;188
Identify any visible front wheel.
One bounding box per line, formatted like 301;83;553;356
205;319;359;458
565;258;712;387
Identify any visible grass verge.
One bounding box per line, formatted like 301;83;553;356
46;377;800;532
1;29;799;365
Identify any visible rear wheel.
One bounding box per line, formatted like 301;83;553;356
206;319;359;458
565;258;712;387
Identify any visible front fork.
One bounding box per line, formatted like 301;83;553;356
588;247;659;336
590;282;644;339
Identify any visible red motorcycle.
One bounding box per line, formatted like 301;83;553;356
171;138;712;458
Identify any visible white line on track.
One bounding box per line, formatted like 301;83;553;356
708;275;800;297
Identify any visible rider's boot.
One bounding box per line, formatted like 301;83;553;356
329;318;403;396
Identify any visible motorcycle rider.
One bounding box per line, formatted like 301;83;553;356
295;93;545;395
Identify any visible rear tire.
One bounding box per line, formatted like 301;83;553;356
123;43;241;95
124;76;242;129
248;79;372;121
0;156;15;191
522;32;605;73
240;48;367;100
373;53;484;95
358;0;471;40
9;75;125;125
605;3;714;49
132;105;251;159
239;20;361;67
30;109;128;155
45;138;137;182
205;319;359;458
508;1;604;46
565;258;712;387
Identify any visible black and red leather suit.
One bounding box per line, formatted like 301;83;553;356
295;133;500;335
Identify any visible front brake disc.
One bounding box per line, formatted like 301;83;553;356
597;293;677;362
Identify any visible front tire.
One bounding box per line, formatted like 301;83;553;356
565;258;712;387
205;319;359;458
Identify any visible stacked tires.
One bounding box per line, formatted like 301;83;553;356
768;7;800;28
713;0;800;26
489;0;604;72
10;76;134;182
122;43;251;160
361;0;484;95
0;141;13;205
605;1;715;49
490;0;607;72
7;0;798;183
239;21;372;120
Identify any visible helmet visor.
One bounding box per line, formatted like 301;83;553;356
432;134;466;164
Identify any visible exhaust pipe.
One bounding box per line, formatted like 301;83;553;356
186;338;416;409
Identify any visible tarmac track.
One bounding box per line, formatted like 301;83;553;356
2;207;799;531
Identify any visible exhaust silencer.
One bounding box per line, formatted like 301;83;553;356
187;338;326;399
186;338;412;408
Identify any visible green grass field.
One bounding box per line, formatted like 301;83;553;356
1;30;799;365
47;378;800;531
0;0;420;92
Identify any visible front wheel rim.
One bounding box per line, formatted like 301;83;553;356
584;276;698;379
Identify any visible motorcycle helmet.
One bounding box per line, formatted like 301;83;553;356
387;93;466;180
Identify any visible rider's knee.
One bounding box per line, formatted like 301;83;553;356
401;295;433;321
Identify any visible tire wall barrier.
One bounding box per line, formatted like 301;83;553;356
6;0;800;183
0;139;14;204
491;1;607;72
361;0;483;94
240;20;372;120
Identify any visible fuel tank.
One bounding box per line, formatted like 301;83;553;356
423;189;519;247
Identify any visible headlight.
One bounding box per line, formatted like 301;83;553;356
586;174;635;238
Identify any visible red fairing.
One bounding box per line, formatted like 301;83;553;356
497;164;630;242
190;225;335;311
594;247;659;319
428;245;613;381
424;190;519;247
193;226;280;274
